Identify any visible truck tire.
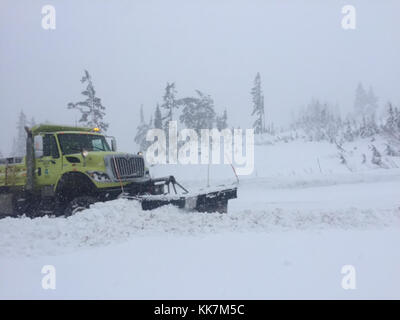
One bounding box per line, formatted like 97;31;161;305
64;196;97;217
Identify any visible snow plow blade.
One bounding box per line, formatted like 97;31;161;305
122;176;237;213
140;187;237;213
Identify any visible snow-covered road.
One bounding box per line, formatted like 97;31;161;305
0;171;399;299
1;230;400;299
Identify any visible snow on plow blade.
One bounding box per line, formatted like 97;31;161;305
123;176;237;213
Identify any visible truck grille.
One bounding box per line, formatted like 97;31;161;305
111;156;145;179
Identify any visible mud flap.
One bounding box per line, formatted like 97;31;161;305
0;193;13;216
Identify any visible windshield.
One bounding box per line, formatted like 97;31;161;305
57;133;111;155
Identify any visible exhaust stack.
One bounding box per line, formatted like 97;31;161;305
25;126;35;191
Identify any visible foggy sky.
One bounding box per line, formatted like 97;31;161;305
1;0;399;155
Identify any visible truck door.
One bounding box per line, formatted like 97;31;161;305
35;134;62;188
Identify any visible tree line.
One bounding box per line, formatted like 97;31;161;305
134;83;229;151
4;70;399;159
290;82;400;146
134;72;270;151
5;70;266;157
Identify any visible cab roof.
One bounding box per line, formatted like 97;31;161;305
31;124;101;135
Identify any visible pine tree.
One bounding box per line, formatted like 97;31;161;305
370;145;382;166
359;117;367;137
385;144;397;156
216;109;228;131
134;105;151;151
161;82;178;129
343;120;354;142
339;153;347;165
395;107;400;133
179;90;216;134
68;70;109;132
359;115;379;138
354;83;379;121
251;73;265;134
384;102;396;133
292;99;342;142
154;104;163;129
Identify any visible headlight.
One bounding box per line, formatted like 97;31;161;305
86;171;111;182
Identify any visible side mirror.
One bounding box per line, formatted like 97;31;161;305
111;138;117;152
34;135;43;158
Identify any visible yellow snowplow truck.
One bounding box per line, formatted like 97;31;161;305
0;124;237;217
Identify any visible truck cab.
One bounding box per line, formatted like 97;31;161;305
0;124;151;216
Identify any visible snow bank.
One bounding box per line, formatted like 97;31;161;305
1;197;399;257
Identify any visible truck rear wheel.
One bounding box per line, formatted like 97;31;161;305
64;196;97;217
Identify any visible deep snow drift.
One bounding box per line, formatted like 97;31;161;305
0;139;399;299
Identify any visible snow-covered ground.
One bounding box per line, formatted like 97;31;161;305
0;139;399;299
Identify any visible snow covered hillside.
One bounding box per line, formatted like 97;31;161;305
150;135;400;184
0;138;399;299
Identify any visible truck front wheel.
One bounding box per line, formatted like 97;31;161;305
64;196;98;217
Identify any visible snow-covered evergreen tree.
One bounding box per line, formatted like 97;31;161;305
343;120;354;142
395;107;400;132
134;105;151;152
384;144;397;156
216;109;228;131
353;82;379;121
383;102;396;133
339;153;347;165
179;90;216;134
154;104;163;129
68;70;109;132
292;99;341;142
161;82;178;129
359;116;379;138
370;145;382;166
251;72;265;134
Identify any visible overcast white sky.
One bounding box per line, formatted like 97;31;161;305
0;0;399;154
